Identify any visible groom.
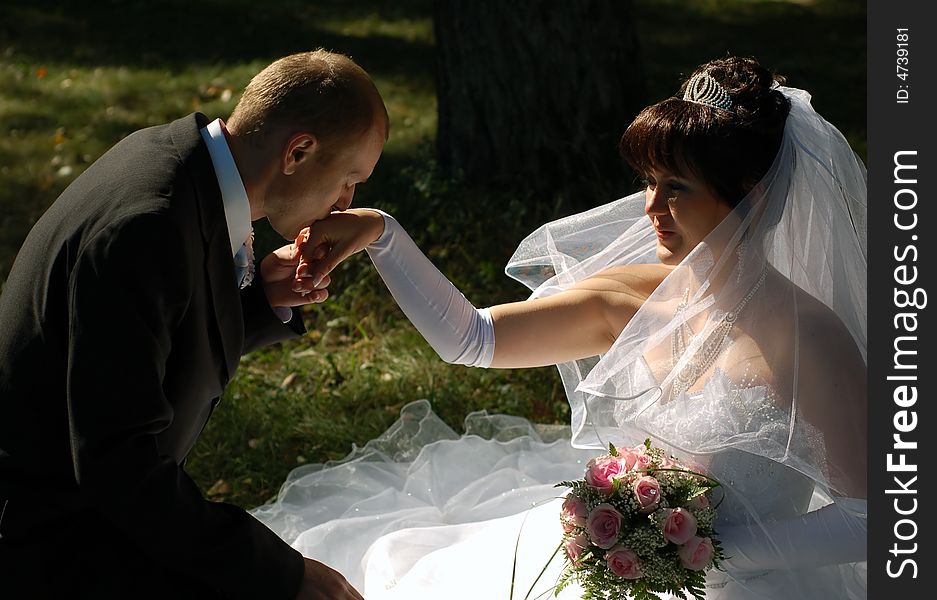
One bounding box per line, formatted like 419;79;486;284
0;50;386;598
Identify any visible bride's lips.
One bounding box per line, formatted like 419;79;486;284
655;226;675;240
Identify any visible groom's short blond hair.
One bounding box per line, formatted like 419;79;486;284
228;49;388;156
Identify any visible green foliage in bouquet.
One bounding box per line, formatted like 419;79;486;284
552;441;725;600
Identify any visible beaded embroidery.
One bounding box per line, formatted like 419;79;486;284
669;267;767;401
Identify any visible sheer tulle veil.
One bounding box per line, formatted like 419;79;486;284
507;86;865;488
506;86;867;594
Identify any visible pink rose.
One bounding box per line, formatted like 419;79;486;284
632;450;653;471
618;450;639;472
564;533;589;565
585;455;626;495
561;495;589;532
685;493;710;510
662;508;698;545
679;536;715;571
605;545;644;579
632;476;661;514
585;503;623;549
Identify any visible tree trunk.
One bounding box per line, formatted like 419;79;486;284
434;0;647;211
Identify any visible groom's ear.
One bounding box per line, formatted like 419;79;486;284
282;133;318;175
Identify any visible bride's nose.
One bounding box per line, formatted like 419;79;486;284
645;186;670;216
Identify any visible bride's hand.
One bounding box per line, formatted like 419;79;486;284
261;236;333;308
293;209;385;295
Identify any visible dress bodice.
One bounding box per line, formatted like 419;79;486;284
631;364;820;525
703;450;815;525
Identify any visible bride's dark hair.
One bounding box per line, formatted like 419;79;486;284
619;56;790;207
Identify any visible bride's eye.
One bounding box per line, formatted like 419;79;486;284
642;177;656;190
655;182;681;204
663;181;686;201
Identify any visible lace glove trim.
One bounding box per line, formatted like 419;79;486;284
366;210;494;368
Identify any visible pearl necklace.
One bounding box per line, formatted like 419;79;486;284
669;267;767;401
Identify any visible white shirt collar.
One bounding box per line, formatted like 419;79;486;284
199;118;251;258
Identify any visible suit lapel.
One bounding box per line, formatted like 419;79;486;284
170;114;244;385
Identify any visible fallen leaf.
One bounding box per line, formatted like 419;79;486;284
207;479;231;496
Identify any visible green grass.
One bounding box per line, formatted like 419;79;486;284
0;0;866;507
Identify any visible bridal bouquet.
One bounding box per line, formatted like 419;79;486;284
555;440;723;600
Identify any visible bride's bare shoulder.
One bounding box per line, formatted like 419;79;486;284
572;264;675;297
760;274;859;354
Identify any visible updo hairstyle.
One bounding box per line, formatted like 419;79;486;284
619;56;791;207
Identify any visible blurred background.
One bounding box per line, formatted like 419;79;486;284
0;0;865;507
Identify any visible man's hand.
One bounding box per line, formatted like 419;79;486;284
296;558;364;600
260;233;332;308
293;209;385;296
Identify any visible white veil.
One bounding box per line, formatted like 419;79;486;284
506;86;867;597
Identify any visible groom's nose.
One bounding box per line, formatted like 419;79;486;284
333;186;355;212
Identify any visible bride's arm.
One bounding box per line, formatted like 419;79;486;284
720;304;868;575
718;497;867;575
295;209;660;369
797;304;868;498
487;271;653;368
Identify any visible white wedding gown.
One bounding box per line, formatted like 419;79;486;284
250;365;865;600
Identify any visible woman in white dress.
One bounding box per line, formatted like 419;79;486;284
254;56;867;599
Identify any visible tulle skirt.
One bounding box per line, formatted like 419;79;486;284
250;401;866;599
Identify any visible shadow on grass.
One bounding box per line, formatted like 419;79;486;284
1;0;863;139
0;0;435;79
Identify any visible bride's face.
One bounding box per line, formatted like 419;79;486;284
644;167;734;265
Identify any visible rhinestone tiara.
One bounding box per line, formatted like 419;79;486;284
682;72;734;112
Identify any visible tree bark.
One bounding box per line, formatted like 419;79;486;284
434;0;647;210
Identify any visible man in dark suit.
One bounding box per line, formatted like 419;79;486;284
0;50;386;599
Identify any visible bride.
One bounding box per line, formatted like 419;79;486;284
256;56;867;599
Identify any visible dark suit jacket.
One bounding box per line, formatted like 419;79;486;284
0;114;306;598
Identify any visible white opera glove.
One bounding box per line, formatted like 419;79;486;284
718;497;867;576
365;210;495;368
